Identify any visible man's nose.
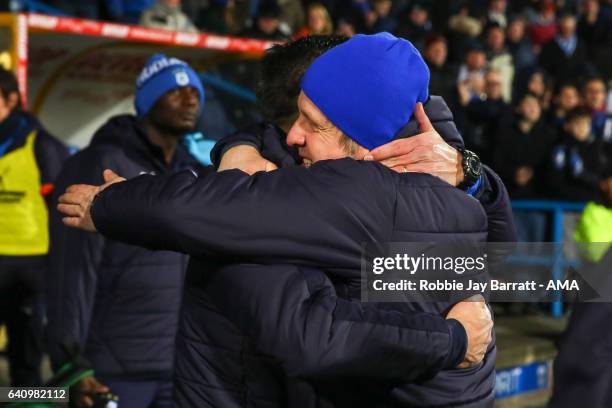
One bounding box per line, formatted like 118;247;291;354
286;125;305;147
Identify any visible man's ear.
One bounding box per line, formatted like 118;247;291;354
6;91;19;111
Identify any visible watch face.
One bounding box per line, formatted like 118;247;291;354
468;155;482;175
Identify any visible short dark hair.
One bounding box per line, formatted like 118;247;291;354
0;67;22;110
565;107;592;123
255;35;348;129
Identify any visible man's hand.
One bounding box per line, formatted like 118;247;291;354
58;169;125;232
446;296;493;369
71;376;109;407
218;145;278;174
364;102;462;186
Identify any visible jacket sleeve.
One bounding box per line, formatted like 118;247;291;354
92;160;395;270
205;263;467;381
210;122;300;169
33;129;70;204
476;165;517;243
46;152;108;372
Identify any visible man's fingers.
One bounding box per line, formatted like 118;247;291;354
58;192;87;205
66;184;95;194
58;203;85;217
367;138;419;161
414;102;434;132
62;217;82;228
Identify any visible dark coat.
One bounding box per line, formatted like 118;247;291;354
46;115;207;379
90;157;499;407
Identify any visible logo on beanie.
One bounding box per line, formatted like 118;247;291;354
175;70;190;86
137;56;185;87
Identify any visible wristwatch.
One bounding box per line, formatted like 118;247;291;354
457;149;482;191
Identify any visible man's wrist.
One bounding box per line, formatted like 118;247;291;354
443;318;468;369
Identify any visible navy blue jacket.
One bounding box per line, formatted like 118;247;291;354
211;95;516;244
90;156;497;406
46;115;208;379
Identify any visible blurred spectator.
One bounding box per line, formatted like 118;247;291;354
447;3;483;62
448;3;483;38
517;68;553;108
241;1;290;39
140;0;199;32
548;82;581;128
457;44;487;105
506;16;537;73
394;2;431;50
463;69;511;162
547;107;612;201
106;0;155;24
295;3;333;38
540;12;592;85
487;0;508;28
365;0;397;34
0;67;69;386
484;22;514;102
527;0;558;47
195;0;233;34
336;17;357;36
577;0;611;51
278;0;306;33
493;92;557;198
423;35;458;106
582;76;612;143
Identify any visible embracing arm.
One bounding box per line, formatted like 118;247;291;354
90;160;393;268
205;263;468;381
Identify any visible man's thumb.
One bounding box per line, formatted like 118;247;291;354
103;169;119;183
265;161;278;172
414;102;434;132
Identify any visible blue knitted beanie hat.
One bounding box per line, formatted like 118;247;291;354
301;32;430;150
135;54;205;118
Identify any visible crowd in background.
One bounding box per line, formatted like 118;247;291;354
2;0;612;205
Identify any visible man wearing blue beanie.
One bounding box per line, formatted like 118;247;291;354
285;33;435;168
47;53;210;408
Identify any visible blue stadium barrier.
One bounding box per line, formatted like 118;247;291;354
511;200;586;317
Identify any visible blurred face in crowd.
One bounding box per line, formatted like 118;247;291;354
0;90;18;123
410;7;429;26
147;86;200;135
518;95;542;123
486;26;506;52
286;91;365;166
583;0;600;15
466;50;486;71
336;21;355;37
258;16;280;34
484;70;503;100
425;39;447;67
308;6;326;33
374;0;392;17
565;116;592;141
558;15;577;38
556;85;580;112
583;79;606;111
528;72;546;97
489;0;507;13
507;19;526;43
